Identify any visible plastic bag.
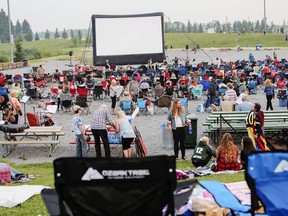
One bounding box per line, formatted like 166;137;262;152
160;121;167;132
196;104;204;112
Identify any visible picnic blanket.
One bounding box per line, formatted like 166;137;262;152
0;185;50;208
176;181;250;215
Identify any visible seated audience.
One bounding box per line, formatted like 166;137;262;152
220;95;234;111
192;137;216;168
236;94;253;111
213;133;241;172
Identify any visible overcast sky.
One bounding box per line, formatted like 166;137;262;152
1;0;287;32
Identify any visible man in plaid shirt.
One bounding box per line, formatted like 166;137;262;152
91;104;115;158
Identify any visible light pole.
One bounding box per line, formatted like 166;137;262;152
7;0;14;63
264;0;267;34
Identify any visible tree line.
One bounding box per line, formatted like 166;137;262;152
165;19;285;34
0;9;86;43
1;8;286;44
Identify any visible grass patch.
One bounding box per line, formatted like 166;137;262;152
0;159;244;215
0;33;287;64
165;33;288;48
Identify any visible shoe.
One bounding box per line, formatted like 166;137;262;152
175;157;179;161
182;157;188;161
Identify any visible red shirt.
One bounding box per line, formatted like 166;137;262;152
213;146;241;172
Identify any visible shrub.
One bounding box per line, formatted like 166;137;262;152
0;55;9;63
23;48;42;60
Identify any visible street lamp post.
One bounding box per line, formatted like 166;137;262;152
7;0;14;63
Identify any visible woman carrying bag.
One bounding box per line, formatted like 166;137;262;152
167;98;187;160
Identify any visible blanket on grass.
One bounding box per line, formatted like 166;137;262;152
0;185;50;208
176;181;250;215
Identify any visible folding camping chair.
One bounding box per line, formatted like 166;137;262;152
190;84;203;99
41;156;176;216
121;100;133;115
246;151;288;216
26;112;41;126
75;95;90;115
153;95;173;114
137;99;148;116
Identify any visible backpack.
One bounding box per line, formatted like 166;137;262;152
0;163;12;184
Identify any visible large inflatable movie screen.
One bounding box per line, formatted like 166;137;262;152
91;12;165;66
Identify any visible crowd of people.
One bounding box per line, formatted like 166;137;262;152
0;52;287;170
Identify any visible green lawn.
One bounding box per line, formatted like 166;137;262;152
0;160;244;215
1;33;287;64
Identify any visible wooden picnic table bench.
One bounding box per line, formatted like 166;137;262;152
0;126;65;157
203;111;288;146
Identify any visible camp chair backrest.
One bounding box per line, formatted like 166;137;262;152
137;99;146;109
179;97;188;106
122;100;132;111
26;112;41;126
54;156;176;216
247;151;288;216
77;88;88;96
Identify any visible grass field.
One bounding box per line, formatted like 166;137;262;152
165;33;288;48
0;160;244;215
0;33;287;63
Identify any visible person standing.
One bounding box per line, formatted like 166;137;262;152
114;111;135;158
206;77;218;111
91;104;115;158
36;65;46;80
72;106;87;157
264;79;275;110
167;98;187;160
109;79;118;115
245;103;269;151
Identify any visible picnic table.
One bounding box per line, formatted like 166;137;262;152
203;110;288;146
0;125;65;157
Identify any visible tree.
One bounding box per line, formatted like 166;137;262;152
45;29;50;39
54;28;60;39
70;29;74;39
187;20;192;33
255;20;260;32
0;9;10;43
181;24;186;33
35;32;40;41
14;39;24;62
62;28;68;39
193;23;198;33
77;30;82;43
21;19;31;33
15;20;22;36
199;23;204;33
24;29;33;41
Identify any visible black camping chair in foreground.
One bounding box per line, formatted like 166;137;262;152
41;156;176;216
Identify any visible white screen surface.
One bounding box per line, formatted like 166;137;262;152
95;16;163;56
